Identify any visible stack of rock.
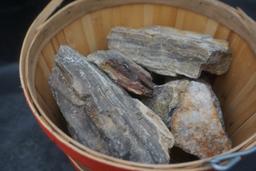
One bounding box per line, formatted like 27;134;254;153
49;26;232;164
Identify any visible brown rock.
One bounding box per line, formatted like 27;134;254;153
108;26;231;79
87;50;154;96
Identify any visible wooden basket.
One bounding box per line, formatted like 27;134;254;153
19;0;256;170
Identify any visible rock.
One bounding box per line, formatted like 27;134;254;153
87;50;154;96
171;81;231;158
48;46;174;164
143;80;231;158
142;80;189;125
107;26;231;79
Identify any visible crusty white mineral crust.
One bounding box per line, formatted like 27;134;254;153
143;80;231;158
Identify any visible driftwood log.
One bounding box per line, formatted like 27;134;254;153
143;80;231;158
48;46;174;164
108;26;231;78
87;50;154;96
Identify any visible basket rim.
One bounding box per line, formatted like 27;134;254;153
19;0;256;170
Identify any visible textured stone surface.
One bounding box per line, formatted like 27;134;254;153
108;26;231;78
143;80;231;158
48;46;174;164
87;50;154;96
142;80;189;125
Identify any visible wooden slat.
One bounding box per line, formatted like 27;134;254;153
56;31;67;45
38;53;50;77
37;55;57;114
81;15;97;52
120;5;144;28
64;19;90;55
51;37;59;52
181;11;208;32
89;11;108;50
35;54;61;126
41;42;56;69
51;31;67;52
143;4;154;26
152;5;177;26
216;41;247;104
225;73;256;134
230;85;256;121
109;6;122;27
230;94;256;131
213;33;241;122
223;46;256;107
175;9;186;29
214;24;231;40
213;33;244;103
231;113;256;146
100;8;114;38
204;19;219;36
214;32;256;137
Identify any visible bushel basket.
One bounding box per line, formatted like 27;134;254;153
19;0;256;170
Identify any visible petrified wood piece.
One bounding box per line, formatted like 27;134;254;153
87;50;154;96
48;46;174;164
143;80;231;158
142;80;189;125
108;26;231;78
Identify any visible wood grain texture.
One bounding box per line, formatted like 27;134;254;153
153;5;177;26
108;26;231;78
88;11;107;50
180;10;208;33
143;4;154;26
35;53;63;127
64;19;90;54
49;46;174;164
41;42;56;70
204;19;219;36
175;9;186;29
231;113;256;146
213;33;244;103
51;31;67;52
214;24;231;40
119;5;144;28
81;15;97;52
213;34;256;136
87;50;154;96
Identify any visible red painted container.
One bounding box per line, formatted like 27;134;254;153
20;0;256;170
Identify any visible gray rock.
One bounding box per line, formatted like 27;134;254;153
143;80;231;158
87;50;154;96
107;26;231;78
142;80;189;125
48;46;174;164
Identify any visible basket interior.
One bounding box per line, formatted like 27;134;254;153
31;4;256;156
